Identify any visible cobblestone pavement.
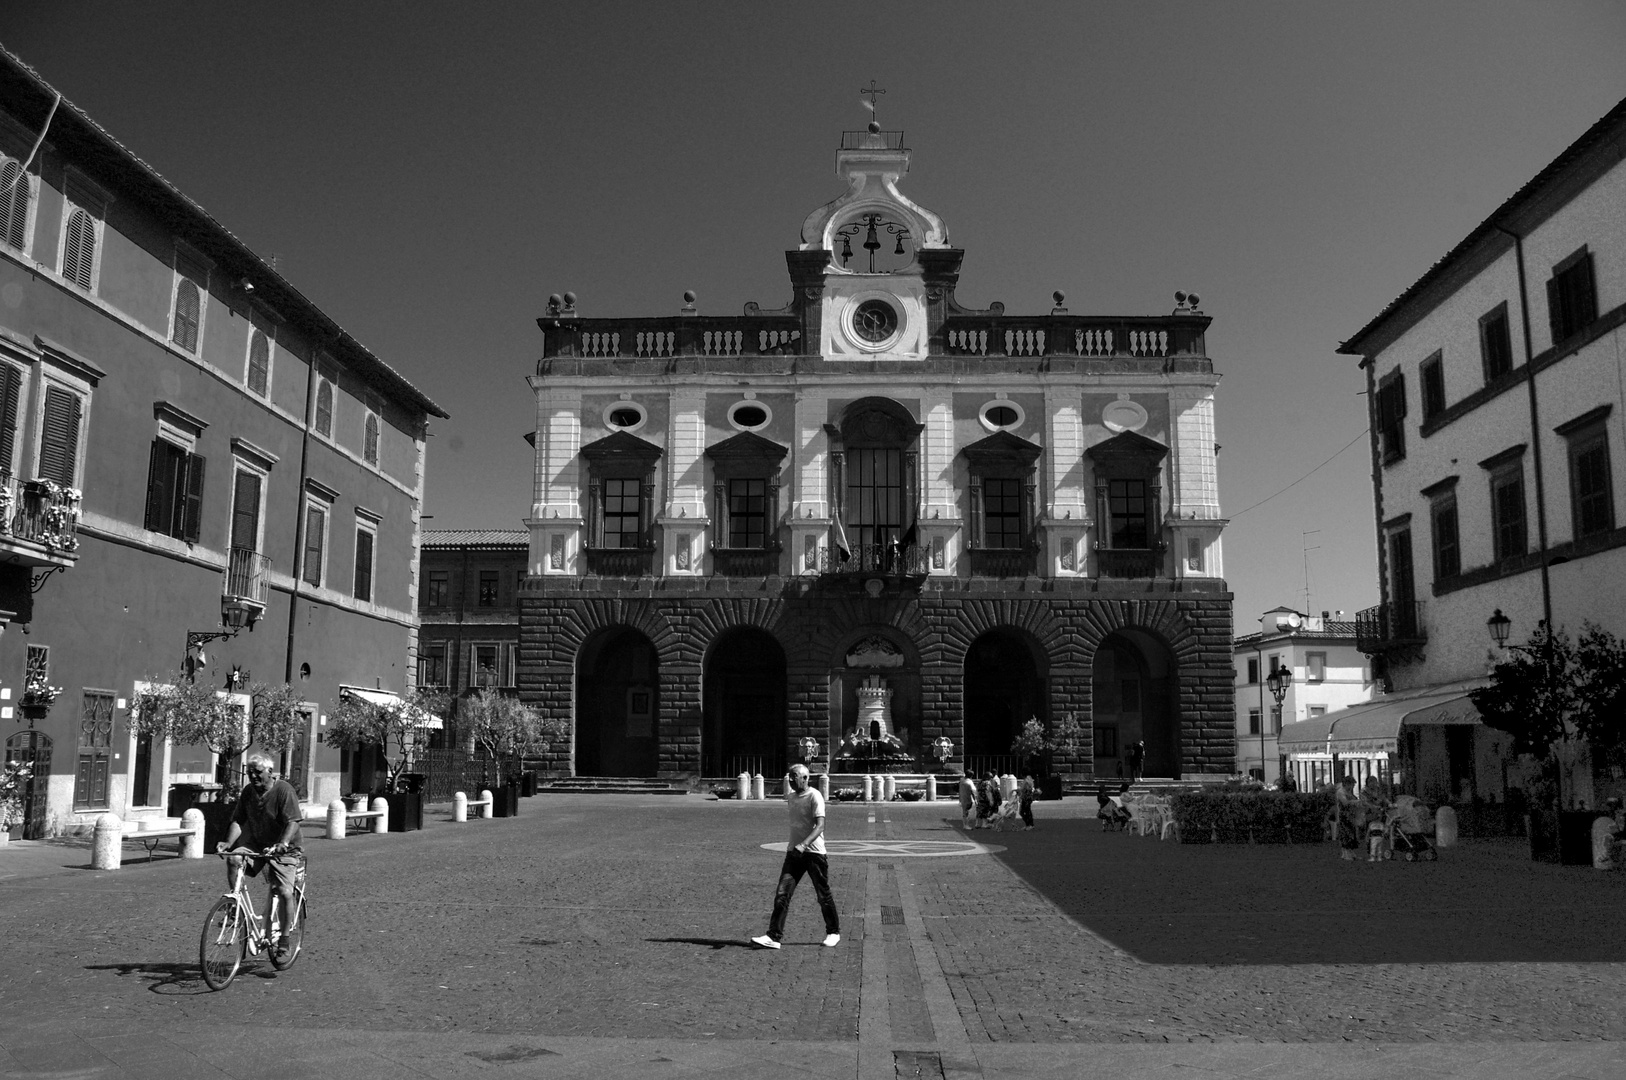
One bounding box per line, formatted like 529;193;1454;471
1;794;1624;1079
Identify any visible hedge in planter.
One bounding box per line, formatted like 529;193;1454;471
1170;790;1334;844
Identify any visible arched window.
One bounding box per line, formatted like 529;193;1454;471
314;378;334;437
61;208;97;290
173;279;201;352
0;160;29;251
363;412;380;465
246;330;270;395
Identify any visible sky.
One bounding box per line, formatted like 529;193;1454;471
5;2;1625;633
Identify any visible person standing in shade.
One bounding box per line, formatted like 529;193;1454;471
1127;740;1145;782
752;764;840;950
1017;773;1037;830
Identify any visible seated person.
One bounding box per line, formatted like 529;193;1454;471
1095;784;1118;831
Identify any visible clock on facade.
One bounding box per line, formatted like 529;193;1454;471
852;299;899;343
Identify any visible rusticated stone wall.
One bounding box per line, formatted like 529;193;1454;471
517;575;1233;781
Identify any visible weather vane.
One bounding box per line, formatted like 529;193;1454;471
860;79;885;124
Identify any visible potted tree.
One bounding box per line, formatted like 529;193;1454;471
131;673;253;849
325;687;449;831
461;689;565;816
1008;713;1083;800
1472;622;1626;864
1;759;30;842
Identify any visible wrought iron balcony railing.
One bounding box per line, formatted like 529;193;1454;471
1096;548;1163;579
224;546;270;604
1355;601;1426;653
0;475;81;559
584;547;654;576
819;542;929;578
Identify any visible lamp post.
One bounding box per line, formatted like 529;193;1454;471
1266;662;1292;785
184;599;259;682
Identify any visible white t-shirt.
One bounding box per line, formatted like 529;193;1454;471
786;786;826;855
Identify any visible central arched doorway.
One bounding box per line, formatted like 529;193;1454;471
1091;630;1178;779
703;628;788;777
576;628;659;777
963;630;1047;775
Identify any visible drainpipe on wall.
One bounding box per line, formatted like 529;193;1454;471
1360;356;1389;691
1493;225;1554;633
283;349;320;685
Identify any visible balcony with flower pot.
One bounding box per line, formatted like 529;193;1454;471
0;475;81;570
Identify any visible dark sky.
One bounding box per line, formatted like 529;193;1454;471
5;3;1625;629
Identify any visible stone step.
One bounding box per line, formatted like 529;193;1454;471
537;777;690;795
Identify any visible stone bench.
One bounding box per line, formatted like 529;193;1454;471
323;797;389;838
452;790;495;822
93;810;205;870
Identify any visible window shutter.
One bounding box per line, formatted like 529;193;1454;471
37;386;81;485
1546;274;1563;345
231;470;261;552
63;209;94;289
1574;253;1597;329
364;413;379;464
181;453;206;543
969;479;984;548
247;331;269;395
354;529;373;601
714;483;728;548
1;161;26;249
144;439;167;531
303;506;325;586
0;363;21;473
174;280;201;351
587;481;602;547
315;380;333;436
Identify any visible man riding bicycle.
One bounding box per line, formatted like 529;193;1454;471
217;752;304;960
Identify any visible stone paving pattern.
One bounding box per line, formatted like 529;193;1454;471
3;795;1626;1078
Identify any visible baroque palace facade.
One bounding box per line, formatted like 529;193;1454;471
519;124;1233;783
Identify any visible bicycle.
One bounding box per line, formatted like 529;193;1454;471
199;847;308;991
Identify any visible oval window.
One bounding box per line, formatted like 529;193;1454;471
852;299;899;344
608;406;643;429
732;404;768;428
985;405;1018;427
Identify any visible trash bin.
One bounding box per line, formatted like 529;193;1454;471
1559;811;1596;866
521;771;539;797
167;783;207;818
493;784;520;818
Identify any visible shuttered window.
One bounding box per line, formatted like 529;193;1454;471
363;412;380;465
144;439;205;542
1547;248;1597;346
315;379;333;437
0;363;22;475
302;504;326;587
247;331;270;395
172;279;201;351
231;470;261;552
353;527;374;602
61;208;96;290
37;386;81;486
1376;373;1406;463
1;160;29;251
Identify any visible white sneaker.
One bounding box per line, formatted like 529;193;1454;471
750;935;781;950
822;933;841;948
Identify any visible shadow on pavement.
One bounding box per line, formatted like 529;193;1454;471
979;817;1626;965
646;936;759;950
85;961;212;995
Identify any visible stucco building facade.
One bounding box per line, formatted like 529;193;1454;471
518;123;1234;784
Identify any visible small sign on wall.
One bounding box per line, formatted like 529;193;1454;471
626;687;653;737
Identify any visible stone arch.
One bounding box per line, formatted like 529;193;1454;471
1090;627;1181;780
701;625;789;777
961;626;1051;772
926;597;1069;669
574;624;660;777
550;599;683;668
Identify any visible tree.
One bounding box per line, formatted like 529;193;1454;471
1010;717;1048;775
1007;712;1087;776
248;682;305;754
131;673;252;794
325;687;451;793
461;689;567;781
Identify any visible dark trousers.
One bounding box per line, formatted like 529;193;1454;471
1019;801;1034;826
768;850;839;942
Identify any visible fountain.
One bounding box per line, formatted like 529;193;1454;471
833;674;916;773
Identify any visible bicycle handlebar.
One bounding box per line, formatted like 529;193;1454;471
216;846;285;858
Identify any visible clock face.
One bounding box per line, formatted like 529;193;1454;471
852;299;899;344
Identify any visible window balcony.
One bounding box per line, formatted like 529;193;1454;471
819;542;929;578
966;547;1037;578
711;546;781;577
0;474;81;568
1355;601;1426;654
585;547;654;576
1096;547;1163;579
223;546;270;626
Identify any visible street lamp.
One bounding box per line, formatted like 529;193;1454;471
1487;608;1512;649
184;599;259;682
1265;662;1292;785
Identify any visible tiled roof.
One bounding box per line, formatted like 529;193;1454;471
422;529;528;549
1234;621;1358;647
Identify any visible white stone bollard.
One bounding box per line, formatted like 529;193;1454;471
1435;804;1458;848
92;813;123;870
818;773;830;799
181;808;205;859
1002;774;1017;802
327;798;347;840
883;775;896;801
752;773;766;801
738;771;752;800
479;789;495;820
453;791;468;822
371;796;390;834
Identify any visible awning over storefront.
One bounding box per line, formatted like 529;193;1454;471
338;685;444;729
1278;680;1487;757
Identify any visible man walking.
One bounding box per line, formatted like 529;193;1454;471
752;764;840;949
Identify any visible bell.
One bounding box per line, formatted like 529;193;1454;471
894;233;906;256
863;216;880;253
840;234;853;265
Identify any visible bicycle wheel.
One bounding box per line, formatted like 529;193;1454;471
200;897;246;990
269;896;304;970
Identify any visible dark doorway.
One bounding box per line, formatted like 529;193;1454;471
703;629;787;776
1092;631;1178;779
5;730;52;839
576;628;659;777
963;631;1046;773
132;733;154;806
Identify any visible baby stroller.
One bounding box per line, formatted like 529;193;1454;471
1385;795;1438;861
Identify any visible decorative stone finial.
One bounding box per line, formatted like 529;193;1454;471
681;290;697;315
1052;290;1067;315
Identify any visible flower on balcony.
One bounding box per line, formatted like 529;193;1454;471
39;481;81;552
20;675;62;708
